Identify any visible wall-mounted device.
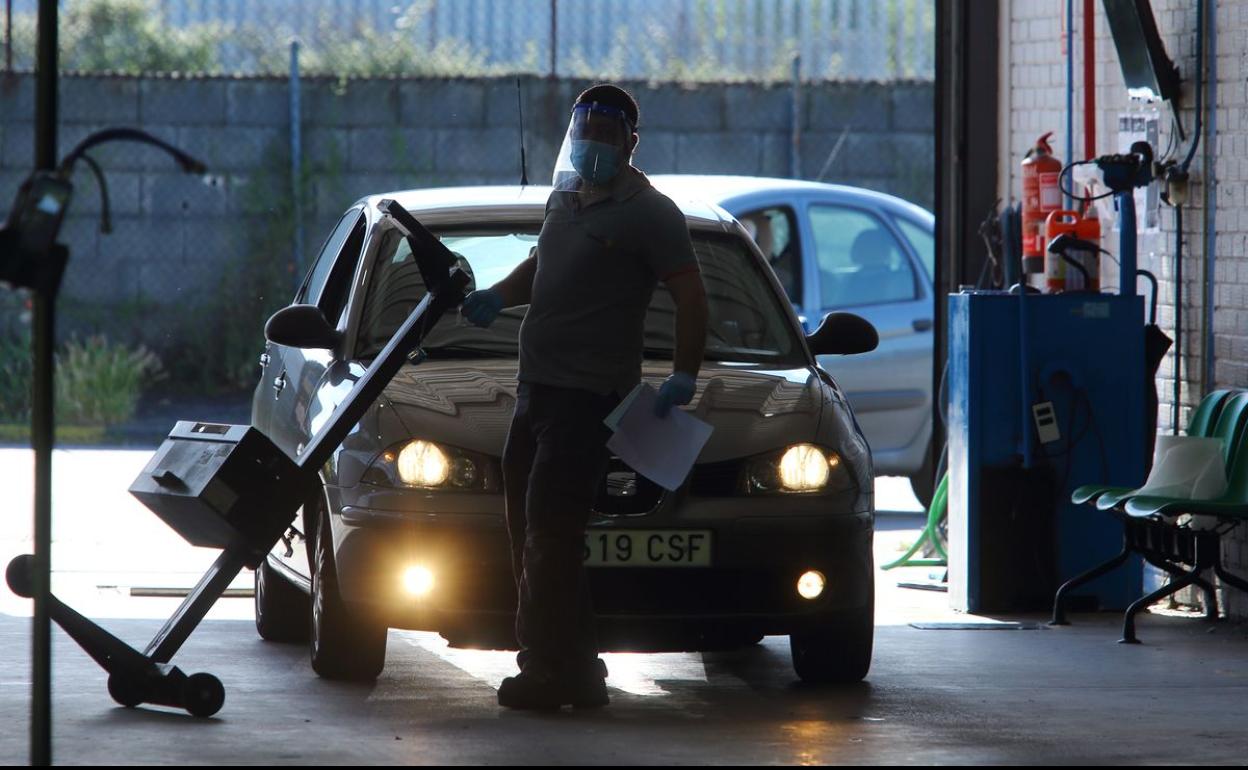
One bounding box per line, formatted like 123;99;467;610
1102;0;1181;104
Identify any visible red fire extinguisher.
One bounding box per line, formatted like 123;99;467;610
1021;132;1062;273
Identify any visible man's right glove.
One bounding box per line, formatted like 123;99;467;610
461;288;504;328
655;372;697;417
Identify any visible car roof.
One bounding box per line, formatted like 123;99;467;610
357;184;734;231
649;174;934;223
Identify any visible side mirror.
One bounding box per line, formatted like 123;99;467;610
806;312;879;356
264;304;342;349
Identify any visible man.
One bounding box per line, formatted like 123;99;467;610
460;84;709;709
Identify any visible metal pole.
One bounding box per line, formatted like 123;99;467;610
31;0;57;763
1064;0;1073;208
1082;0;1095;160
1202;0;1217;392
549;0;557;77
5;0;12;74
789;54;801;179
290;39;304;291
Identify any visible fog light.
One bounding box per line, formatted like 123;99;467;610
402;566;435;597
797;570;826;600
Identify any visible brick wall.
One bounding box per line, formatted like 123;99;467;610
1000;0;1248;618
0;72;933;357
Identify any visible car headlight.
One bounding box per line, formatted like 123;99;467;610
744;443;851;495
398;440;451;486
362;439;497;492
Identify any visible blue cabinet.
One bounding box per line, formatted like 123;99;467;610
947;292;1148;613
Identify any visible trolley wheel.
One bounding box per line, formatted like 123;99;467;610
5;554;34;599
181;673;225;718
107;673;146;708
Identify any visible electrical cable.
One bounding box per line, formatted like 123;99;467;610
1180;0;1206;173
1059;161;1116;204
75;153;112;234
1137;269;1160;325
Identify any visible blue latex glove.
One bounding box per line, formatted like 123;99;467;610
654;372;697;417
461;288;503;328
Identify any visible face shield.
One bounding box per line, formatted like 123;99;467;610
552;102;635;192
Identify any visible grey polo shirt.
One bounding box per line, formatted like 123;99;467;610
517;169;700;396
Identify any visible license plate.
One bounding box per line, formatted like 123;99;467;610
583;530;712;567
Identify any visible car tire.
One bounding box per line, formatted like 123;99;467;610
789;584;874;684
254;556;310;643
309;497;387;681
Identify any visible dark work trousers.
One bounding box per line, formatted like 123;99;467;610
502;381;619;676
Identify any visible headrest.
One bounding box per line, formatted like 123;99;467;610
849;229;895;269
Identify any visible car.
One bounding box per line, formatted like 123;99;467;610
652;176;938;507
250;184;878;685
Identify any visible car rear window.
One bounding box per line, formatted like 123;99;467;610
354;226;806;366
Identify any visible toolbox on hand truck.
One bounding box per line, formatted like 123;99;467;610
5;199;468;717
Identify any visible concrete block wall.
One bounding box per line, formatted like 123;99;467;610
999;0;1248;619
0;72;933;354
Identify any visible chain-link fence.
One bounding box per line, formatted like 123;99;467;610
5;0;934;81
0;0;934;441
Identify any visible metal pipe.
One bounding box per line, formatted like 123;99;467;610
1174;0;1206;432
1064;0;1073;208
549;0;557;77
1082;0;1094;160
289;40;304;291
790;54;801;179
1174;204;1183;434
1202;0;1218;391
31;0;57;763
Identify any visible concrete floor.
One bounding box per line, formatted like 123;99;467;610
3;450;1248;764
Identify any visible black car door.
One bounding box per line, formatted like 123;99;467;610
263;209;366;456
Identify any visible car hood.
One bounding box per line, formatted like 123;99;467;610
375;359;824;464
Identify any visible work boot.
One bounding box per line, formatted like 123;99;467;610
497;660;610;710
562;667;609;709
497;667;565;710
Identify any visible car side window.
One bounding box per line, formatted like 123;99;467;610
893;216;935;282
738;206;802;304
298;210;362;307
810;205;917;309
317;218;367;327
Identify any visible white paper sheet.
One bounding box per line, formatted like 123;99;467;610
1133;435;1228;500
603;383;714;492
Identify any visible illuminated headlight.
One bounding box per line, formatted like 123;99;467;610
398;440;450;486
744;443;849;494
797;570;826;600
362;439;495;491
402;566;435;597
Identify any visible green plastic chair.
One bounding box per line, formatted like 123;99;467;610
1107;411;1248;642
1070;388;1234;507
1093;390;1248;511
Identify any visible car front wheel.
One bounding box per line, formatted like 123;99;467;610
789;585;874;684
310;497;387;681
254;556;310;643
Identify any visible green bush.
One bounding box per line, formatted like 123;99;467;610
0;327;162;429
0;324;34;424
9;0;225;74
55;335;164;426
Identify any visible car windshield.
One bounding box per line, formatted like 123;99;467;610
354;225;807;366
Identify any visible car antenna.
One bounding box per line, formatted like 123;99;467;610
516;77;529;188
